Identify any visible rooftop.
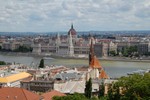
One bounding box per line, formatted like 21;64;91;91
0;87;40;100
90;56;102;69
0;72;31;83
42;90;66;100
54;72;83;81
99;69;109;79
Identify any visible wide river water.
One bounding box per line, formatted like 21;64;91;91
0;54;149;78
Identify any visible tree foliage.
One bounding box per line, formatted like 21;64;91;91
90;96;99;100
107;84;120;100
0;61;6;65
39;59;44;68
144;52;150;56
121;46;138;57
98;82;105;99
108;73;150;100
85;78;92;99
53;93;87;100
14;46;32;52
109;50;117;56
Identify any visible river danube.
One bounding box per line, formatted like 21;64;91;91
0;54;149;78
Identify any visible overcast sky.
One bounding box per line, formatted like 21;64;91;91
0;0;150;32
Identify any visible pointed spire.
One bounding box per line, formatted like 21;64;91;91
71;23;73;29
56;33;61;45
89;37;95;65
90;38;95;56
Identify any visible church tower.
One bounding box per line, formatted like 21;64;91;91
87;37;109;80
68;32;74;57
89;38;95;64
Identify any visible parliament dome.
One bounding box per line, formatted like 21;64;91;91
68;24;77;35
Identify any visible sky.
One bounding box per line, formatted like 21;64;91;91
0;0;150;32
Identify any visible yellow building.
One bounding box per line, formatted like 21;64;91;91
0;72;31;87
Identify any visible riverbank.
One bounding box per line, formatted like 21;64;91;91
100;57;150;63
0;52;150;63
0;52;149;78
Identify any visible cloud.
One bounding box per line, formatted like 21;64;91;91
0;0;149;32
134;1;150;18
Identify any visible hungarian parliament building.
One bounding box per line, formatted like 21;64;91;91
32;24;116;57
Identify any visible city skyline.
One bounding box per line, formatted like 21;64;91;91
0;0;150;32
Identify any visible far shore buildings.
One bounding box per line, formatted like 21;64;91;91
31;25;150;57
32;24;114;58
1;25;150;57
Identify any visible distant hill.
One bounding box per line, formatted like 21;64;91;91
0;30;150;36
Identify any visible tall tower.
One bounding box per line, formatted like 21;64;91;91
56;33;61;45
89;38;95;65
87;37;109;80
68;32;74;56
56;33;61;53
71;23;73;29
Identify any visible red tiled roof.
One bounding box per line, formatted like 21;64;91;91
42;90;66;100
0;87;40;100
99;69;109;79
90;56;102;69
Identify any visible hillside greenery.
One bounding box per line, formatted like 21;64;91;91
107;73;150;100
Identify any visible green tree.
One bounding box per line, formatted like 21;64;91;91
0;61;6;65
98;82;105;98
121;46;138;57
107;88;113;100
109;73;150;100
53;93;87;100
85;78;92;99
109;50;116;56
90;96;98;100
122;47;129;57
14;45;32;52
107;84;121;100
39;59;44;68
